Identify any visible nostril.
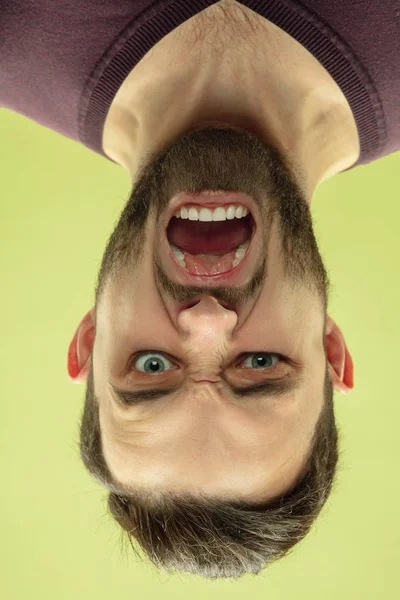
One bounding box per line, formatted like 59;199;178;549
182;298;234;311
182;300;201;310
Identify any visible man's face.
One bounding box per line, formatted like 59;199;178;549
92;125;330;504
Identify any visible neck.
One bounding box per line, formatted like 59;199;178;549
102;1;360;199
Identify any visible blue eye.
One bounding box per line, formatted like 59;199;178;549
134;353;174;373
240;353;279;369
133;351;283;373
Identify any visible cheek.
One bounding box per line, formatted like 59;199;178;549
260;411;312;490
257;398;313;456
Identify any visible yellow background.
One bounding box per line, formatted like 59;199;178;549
0;109;399;598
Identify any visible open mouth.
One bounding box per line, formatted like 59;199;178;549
166;203;256;276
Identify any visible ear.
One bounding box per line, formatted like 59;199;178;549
325;315;354;395
67;308;95;384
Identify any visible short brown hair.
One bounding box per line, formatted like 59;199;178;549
79;356;337;580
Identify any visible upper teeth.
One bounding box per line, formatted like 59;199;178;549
174;204;249;222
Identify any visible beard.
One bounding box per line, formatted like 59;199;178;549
94;126;330;317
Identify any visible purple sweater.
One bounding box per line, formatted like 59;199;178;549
0;0;398;169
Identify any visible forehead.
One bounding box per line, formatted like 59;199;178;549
95;350;326;500
99;392;317;503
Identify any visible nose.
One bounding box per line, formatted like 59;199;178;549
177;296;238;341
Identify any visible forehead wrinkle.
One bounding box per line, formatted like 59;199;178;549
115;381;234;421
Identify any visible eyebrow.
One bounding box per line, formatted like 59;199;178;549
110;376;303;408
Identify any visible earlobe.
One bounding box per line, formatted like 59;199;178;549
67;308;95;384
325;315;354;395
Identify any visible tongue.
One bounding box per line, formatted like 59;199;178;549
183;250;237;275
167;218;249;254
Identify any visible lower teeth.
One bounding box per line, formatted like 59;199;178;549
232;239;250;267
170;245;186;269
171;239;250;272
